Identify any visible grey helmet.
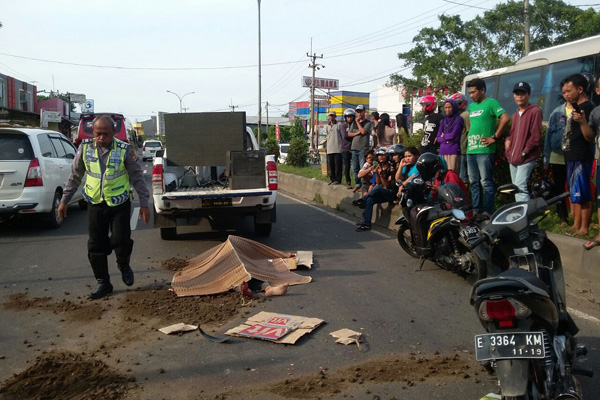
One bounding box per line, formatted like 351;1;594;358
343;108;356;117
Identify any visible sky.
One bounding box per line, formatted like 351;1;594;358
1;0;596;123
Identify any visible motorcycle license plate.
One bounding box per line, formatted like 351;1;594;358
474;332;545;361
460;225;480;242
202;198;232;207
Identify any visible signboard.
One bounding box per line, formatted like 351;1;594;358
81;99;94;113
314;95;329;100
275;123;280;141
69;93;86;103
302;76;339;90
156;111;166;138
40;109;62;128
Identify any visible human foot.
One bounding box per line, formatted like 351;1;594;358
583;238;600;251
264;283;289;296
575;229;589;236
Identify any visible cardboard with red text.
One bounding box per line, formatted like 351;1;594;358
226;311;324;344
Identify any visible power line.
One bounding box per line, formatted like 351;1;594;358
442;0;493;10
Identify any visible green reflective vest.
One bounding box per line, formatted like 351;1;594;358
82;138;130;206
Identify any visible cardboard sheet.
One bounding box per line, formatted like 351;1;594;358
330;328;362;347
158;322;198;335
226;311;324;344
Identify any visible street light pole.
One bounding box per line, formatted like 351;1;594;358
166;90;195;113
257;0;262;147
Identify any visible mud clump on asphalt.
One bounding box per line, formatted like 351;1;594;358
263;352;482;399
121;282;245;326
160;257;188;271
3;293;104;322
0;351;135;400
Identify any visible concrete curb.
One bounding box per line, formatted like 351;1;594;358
278;171;599;299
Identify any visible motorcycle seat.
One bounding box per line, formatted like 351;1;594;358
471;268;550;300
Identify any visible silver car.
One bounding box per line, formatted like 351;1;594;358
0;128;84;227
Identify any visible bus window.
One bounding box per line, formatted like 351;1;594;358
498;69;543;116
465;76;498;106
540;57;594;117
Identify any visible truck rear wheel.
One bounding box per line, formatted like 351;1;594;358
160;227;177;240
254;222;272;236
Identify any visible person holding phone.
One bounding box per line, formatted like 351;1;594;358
561;73;595;236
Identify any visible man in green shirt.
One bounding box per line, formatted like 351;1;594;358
466;78;510;218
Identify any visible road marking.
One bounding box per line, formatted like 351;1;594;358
143;169;147;174
568;307;600;325
279;192;392;239
130;207;139;231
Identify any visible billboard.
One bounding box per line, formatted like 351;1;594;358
301;76;339;90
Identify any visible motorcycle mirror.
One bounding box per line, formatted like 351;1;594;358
451;208;466;221
497;183;520;195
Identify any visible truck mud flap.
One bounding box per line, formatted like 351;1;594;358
255;204;276;224
154;210;177;228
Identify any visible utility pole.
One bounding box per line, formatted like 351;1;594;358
523;0;530;55
257;0;262;147
307;46;324;150
229;99;238;112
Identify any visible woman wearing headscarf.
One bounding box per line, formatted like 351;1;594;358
375;113;401;148
436;99;464;174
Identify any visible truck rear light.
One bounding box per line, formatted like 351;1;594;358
152;164;164;194
266;161;278;190
479;298;531;322
24;158;43;187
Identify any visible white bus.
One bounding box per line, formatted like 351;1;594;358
462;34;600;120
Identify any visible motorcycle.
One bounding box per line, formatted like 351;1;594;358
469;184;593;399
394;177;486;282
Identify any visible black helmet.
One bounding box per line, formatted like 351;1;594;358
386;144;404;156
416;152;444;181
438;183;467;210
530;178;552;199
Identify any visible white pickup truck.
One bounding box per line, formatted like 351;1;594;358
151;112;277;240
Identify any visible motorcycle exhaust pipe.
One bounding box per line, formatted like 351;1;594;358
556;394;582;400
555;377;583;400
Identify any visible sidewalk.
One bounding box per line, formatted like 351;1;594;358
278;171;599;302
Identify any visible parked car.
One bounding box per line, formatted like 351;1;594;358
75;113;130;147
278;143;289;163
0;128;84;228
142;140;164;162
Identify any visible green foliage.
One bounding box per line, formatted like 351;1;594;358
278;126;292;143
404;130;423;149
286;135;309;167
290;118;305;140
264;137;280;161
390;1;600;93
313;193;323;204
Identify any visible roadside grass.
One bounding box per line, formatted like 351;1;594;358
277;163;358;186
277;164;600;240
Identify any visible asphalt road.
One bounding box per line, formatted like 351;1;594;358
0;159;598;400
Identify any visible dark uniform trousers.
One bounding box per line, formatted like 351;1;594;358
87;200;134;283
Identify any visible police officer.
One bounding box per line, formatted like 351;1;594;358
58;115;150;299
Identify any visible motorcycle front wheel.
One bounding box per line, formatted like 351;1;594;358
397;225;420;258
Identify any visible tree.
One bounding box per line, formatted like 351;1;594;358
390;0;600;94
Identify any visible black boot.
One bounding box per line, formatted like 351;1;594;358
116;254;134;287
89;253;113;299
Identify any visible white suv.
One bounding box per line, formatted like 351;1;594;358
0;128;84;228
142;140;163;162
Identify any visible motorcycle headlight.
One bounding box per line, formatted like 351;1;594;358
492;204;527;225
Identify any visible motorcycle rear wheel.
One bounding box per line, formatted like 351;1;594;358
397;226;420;258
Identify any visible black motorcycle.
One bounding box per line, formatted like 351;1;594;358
469;184;593;399
395;177;486;281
